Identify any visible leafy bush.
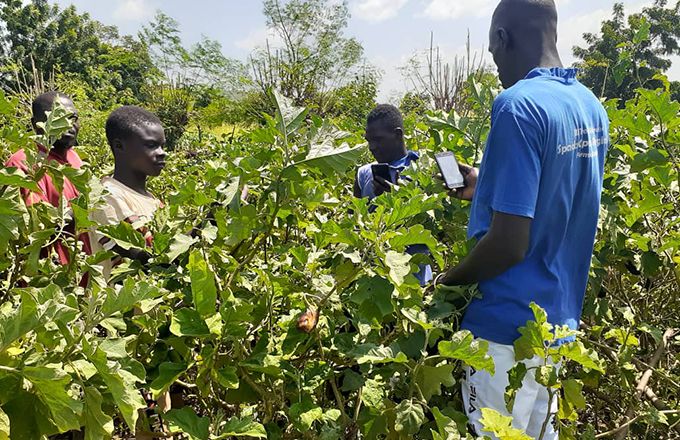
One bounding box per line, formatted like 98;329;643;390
0;74;678;440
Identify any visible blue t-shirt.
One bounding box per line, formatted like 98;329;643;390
357;151;433;286
461;68;610;345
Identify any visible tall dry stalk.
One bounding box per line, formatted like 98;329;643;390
403;31;488;115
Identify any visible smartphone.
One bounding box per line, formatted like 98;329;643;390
371;164;392;182
435;152;466;189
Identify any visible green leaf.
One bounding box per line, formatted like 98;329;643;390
504;362;528;412
480;408;532;439
559;379;586;421
350;344;408;364
23;365;82;432
287;143;367;176
0;291;40;352
0;407;10;440
213;366;239;390
35;103;72;146
394;400;425;435
638;88;680;125
88;347;145;431
272;89;308;137
633;18;651;44
534;365;559;388
98;221;147;250
430;407;460;440
165;407;210;440
391;225;443;269
341;370;365;392
166;233;198;262
101;279;162;317
150;362;188;397
513;302;553;361
0;168;39;192
290;401;323;431
188;250;217;317
630;149;668;173
83;387;114;440
350;276;394;321
415;364;455;400
99;338;128;359
384;250;412;287
171;308;211;337
605;328;639;347
0;188;28;251
214;416;267;438
558;341;606;373
438;330;495;374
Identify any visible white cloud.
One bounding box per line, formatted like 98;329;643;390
113;0;154;22
234;27;283;51
558;7;610;64
373;53;413;102
352;0;409;23
422;0;496;21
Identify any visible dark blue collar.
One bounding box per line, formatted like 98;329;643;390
525;67;578;83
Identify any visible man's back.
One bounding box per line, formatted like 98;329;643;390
462;67;610;344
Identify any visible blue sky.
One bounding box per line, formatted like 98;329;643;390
53;0;680;101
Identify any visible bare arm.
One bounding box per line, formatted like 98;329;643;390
439;212;532;286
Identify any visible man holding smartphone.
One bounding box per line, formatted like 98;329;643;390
436;0;609;438
354;104;433;286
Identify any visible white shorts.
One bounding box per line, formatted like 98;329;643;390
462;340;559;440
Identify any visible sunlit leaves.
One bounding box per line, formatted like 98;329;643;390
87;347;146;430
23;365;82;432
414;364;455;400
214;416;267;439
479;408;532;440
438;330;495;374
513;302;554;361
171;308;211;337
394;400;425;436
384;250;412;287
150;362;189;397
83;387;114;440
165;407;210;440
0;407;8;440
188;250;217;317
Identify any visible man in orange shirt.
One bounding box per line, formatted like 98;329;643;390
5;91;92;265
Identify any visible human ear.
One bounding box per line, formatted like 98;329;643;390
497;27;511;51
111;138;124;152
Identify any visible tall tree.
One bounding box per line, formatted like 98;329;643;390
573;0;680;101
0;0;156;103
250;0;368;111
139;11;247;94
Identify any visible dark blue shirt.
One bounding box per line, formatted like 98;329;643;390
461;68;610;344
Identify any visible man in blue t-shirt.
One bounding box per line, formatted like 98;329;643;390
354;104;433;286
436;0;609;437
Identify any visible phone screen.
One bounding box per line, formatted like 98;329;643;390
435;152;465;189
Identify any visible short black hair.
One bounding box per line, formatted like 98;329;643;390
105;105;162;145
367;104;403;130
32;91;70;120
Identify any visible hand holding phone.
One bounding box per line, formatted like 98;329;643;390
371;164;394;196
371;164;392;182
435;152;466;190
